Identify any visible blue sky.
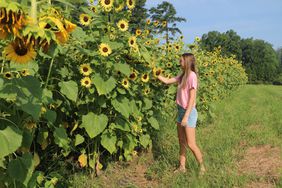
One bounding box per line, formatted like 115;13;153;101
146;0;282;49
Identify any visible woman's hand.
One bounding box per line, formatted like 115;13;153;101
181;116;188;127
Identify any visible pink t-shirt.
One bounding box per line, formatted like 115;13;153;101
175;71;198;109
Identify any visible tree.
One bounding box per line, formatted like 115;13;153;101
129;0;149;30
149;1;186;45
276;48;282;73
241;39;279;82
200;30;242;60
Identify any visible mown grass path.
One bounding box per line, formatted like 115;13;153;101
70;85;282;188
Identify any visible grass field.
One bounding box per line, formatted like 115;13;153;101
69;85;282;188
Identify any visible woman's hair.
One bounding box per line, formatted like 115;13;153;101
179;53;198;89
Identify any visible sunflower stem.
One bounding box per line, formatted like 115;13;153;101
30;0;38;24
45;58;54;89
1;60;5;74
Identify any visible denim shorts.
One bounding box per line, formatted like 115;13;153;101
176;105;198;128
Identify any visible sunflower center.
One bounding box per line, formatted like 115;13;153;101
124;81;128;85
83;67;89;72
83;16;89;22
130;73;136;79
130;40;134;45
105;0;111;5
129;0;133;5
156;70;161;75
15;45;28;56
143;75;147;79
85;81;89;85
5;73;11;78
103;47;108;53
120;23;125;29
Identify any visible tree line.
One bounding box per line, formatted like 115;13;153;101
200;30;281;84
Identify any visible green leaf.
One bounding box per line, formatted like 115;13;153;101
20;102;41;121
74;134;85;146
0;78;3;90
21;130;33;149
139;134;151;148
114;63;131;77
44;109;57;123
92;74;116;96
140;45;151;63
111;97;131;118
59;81;78;102
115;118;130;132
53;127;70;150
7;153;34;186
81;112;108;138
101;131;117;154
143;98;152;110
148;117;160;130
9;61;39;76
0;126;23;159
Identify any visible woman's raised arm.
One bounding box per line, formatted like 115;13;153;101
157;75;179;85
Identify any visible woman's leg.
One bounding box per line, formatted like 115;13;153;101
177;123;187;169
184;127;204;164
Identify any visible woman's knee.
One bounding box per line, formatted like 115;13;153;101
187;143;198;151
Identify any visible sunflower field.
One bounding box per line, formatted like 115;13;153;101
0;0;247;187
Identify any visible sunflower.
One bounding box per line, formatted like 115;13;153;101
166;62;173;68
195;36;201;42
143;87;150;95
135;29;142;36
162;20;167;27
100;0;114;10
174;44;181;51
132;46;139;53
128;36;137;47
81;77;92;88
117;19;129;32
121;78;130;89
0;29;7;39
145;40;151;45
21;69;30;76
141;73;149;83
64;19;77;33
90;6;97;13
39;16;69;44
4;38;36;64
144;29;150;36
126;0;136;10
153;20;159;26
129;71;137;81
115;2;125;12
146;19;151;25
79;14;91;26
0;6;27;36
4;72;13;80
80;64;92;76
99;43;112;57
153;67;162;77
136;116;142;122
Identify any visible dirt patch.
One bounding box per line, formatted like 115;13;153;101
237;144;282;187
98;151;159;188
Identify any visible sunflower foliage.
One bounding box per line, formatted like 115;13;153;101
0;0;172;187
153;36;248;123
0;0;247;187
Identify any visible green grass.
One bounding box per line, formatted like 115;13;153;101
69;85;282;187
